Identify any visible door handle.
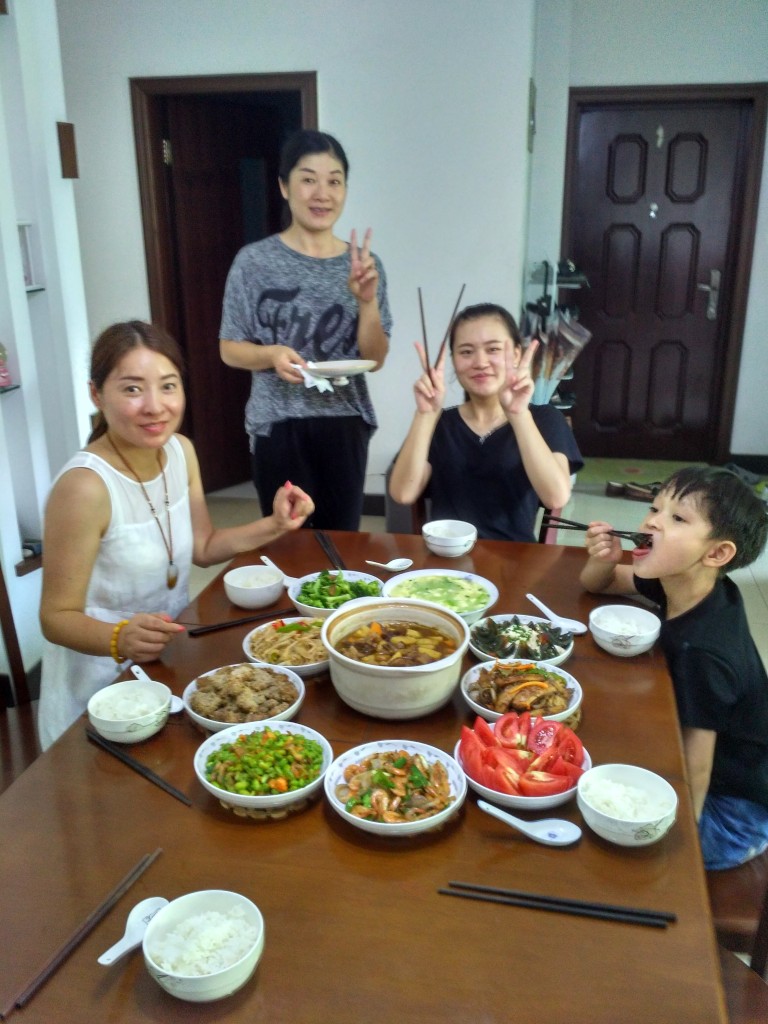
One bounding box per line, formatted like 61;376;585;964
697;269;721;321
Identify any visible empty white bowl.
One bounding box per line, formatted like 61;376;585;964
324;739;467;837
321;596;470;719
589;604;661;657
194;719;333;816
422;519;478;558
288;570;383;620
460;659;582;724
183;664;304;734
382;568;498;625
577;763;678;846
87;679;171;743
143;889;264;1002
223;565;284;609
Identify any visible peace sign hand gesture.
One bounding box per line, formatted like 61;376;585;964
499;338;538;417
348;228;379;305
412;341;446;415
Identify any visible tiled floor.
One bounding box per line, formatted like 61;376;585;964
195;477;768;671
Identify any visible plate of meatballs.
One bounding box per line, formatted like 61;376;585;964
182;663;305;733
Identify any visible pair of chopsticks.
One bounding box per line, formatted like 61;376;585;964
86;727;192;807
417;284;466;371
541;513;651;547
186;605;296;637
439;881;676;929
315;530;347;570
1;848;162;1018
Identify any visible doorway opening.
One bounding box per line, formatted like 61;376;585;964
130;72;317;491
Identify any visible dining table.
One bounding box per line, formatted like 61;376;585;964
0;530;727;1023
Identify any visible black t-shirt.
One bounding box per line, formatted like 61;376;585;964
425;404;583;541
634;575;768;811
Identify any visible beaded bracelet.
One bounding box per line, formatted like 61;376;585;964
110;620;129;663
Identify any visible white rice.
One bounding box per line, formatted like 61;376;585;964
595;612;642;636
149;907;257;976
582;778;671;820
92;690;163;720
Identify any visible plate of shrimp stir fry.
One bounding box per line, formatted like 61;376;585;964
324;739;467;836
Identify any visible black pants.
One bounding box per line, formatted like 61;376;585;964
251;416;371;531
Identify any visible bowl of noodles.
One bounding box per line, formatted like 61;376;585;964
321;597;470;719
243;617;329;678
183;663;304;733
324;739;467;837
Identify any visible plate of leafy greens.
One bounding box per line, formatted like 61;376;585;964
288;570;383;619
468;614;574;666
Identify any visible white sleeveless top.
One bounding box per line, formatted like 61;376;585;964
37;435;193;750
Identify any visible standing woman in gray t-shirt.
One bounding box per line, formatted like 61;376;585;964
219;129;392;530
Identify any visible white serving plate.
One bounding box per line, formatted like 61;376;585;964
183;663;304;733
324;739;467;837
460;659;582;724
306;359;377;378
468;613;574;666
242;617;329;678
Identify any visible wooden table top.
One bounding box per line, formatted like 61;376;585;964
0;531;727;1023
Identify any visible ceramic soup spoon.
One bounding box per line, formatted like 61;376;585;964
364;558;414;572
97;896;169;965
525;593;587;635
477;800;582;847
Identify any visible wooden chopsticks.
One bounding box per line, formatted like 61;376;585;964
417;284;466;371
186;605;296;637
1;848;162;1018
314;530;347;570
86;727;192;807
439;881;676;929
541;513;651;547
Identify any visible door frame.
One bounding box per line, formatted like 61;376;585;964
561;83;767;463
129;72;318;340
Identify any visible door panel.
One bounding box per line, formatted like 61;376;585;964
565;99;751;459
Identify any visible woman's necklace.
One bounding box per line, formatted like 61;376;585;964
105;434;177;589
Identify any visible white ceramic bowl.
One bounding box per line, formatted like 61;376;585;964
242;617;329;678
87;679;171;743
454;737;592;811
183;664;304;734
321;596;470;719
324;739;467;837
223;565;284;609
422;519;478;558
143;889;264;1002
194;719;333;816
589;604;661;657
468;614;574;666
382;568;498;626
288;570;383;620
460;659;583;724
577;763;678;847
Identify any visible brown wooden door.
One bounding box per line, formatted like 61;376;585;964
131;74;317;493
563;89;762;460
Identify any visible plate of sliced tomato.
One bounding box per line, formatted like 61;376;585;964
454;712;591;810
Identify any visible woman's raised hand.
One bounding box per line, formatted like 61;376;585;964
272;481;315;530
412;341;446;414
499;338;537;417
348;228;379;305
119;613;185;664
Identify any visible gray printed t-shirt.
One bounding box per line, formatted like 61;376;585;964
219;234;392;441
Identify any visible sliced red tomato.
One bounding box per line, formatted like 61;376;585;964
482;746;532;774
494;765;522;795
529;747;560;773
527;718;562;755
518;770;573;797
549;755;585;782
459;727;485;781
495;711;531;749
555;729;585;766
474;716;497;749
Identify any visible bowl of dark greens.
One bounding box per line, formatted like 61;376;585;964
288;569;383;620
468;614;574;666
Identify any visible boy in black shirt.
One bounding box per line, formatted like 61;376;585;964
580;467;768;870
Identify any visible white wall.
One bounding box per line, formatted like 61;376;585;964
529;0;768;456
55;0;536;494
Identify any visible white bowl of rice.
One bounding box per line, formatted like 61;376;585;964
87;679;171;743
589;604;661;657
577;763;678;846
143;889;264;1002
